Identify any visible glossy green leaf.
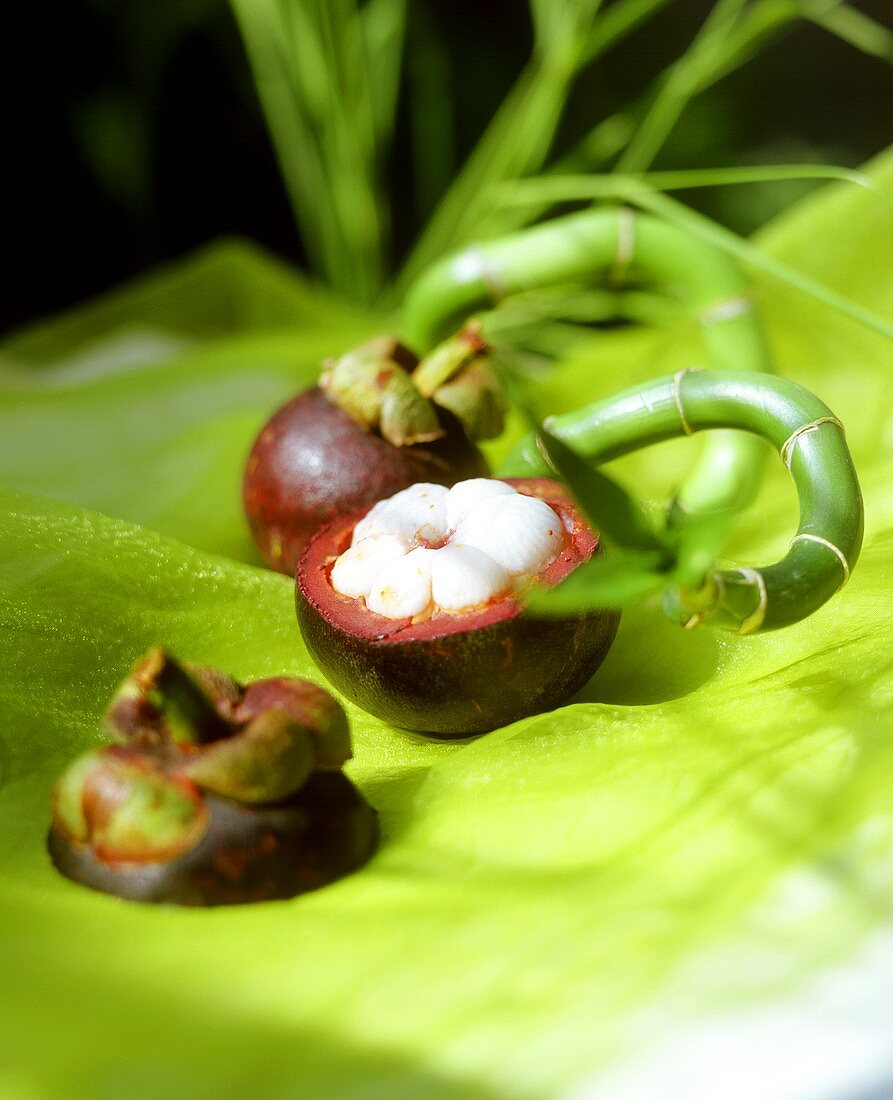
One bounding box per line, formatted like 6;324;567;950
536;426;668;554
0;241;379;562
2;150;893;1097
527;550;667;611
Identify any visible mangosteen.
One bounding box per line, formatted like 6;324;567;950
244;327;506;576
48;648;377;906
296;478;620;737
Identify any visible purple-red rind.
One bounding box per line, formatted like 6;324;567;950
48;772;378;906
243;386;489;575
295;478;620;737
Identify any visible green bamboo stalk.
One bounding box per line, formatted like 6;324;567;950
400;206;772;514
499;370;863;633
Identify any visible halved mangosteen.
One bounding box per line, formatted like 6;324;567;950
296;477;620;737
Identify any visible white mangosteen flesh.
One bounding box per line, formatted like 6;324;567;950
331;479;566;619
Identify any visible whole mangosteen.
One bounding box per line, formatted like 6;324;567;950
244;327;506;575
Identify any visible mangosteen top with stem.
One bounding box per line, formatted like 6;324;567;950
242;329;506;575
400;206;772;518
49;648;377;905
500;369;863;634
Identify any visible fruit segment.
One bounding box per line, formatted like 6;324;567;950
331;479;565;619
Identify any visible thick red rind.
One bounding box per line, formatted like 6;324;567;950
296;478;620;736
48;773;378;906
243;387;489;575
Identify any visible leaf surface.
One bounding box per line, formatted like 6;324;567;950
2;152;893;1097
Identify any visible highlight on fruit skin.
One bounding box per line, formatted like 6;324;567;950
48;648;377;906
296;477;620;737
243;328;505;576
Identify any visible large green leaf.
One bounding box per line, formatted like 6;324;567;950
0;241;377;562
2;152;893;1097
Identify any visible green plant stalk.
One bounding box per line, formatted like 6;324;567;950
496;177;893;341
230;0;388;303
616;0;750;174
490;0;845;239
401;206;772;514
500;370;863;633
394;0;673;291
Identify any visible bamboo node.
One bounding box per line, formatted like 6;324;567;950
789;533;851;589
700;294;753;326
726;567;767;635
672;368;699;436
779;417;845;470
678;572;725;630
611;208;636;284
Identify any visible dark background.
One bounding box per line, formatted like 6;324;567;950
8;0;892;333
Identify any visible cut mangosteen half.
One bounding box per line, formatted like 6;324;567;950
296;477;620;737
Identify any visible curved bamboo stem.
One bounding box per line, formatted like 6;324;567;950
400;207;773;515
498;370;863;633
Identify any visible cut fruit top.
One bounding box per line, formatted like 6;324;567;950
330;479;567;619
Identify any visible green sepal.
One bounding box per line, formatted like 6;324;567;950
411;324;487;397
180;711;316;805
379;369;444;445
102;647;228;746
319;336;442;445
412;324;506;441
319;344;390;430
431;359;508;442
274;682;352;770
53;751;209;863
52;751;106;843
92;759;208;863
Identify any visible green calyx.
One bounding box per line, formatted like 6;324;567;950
96;648;354;807
180;710;315;805
52;751;209;864
102;646;230;746
260;680;351;771
411;322;486;395
319;326;506;446
320;337;443;446
412;323;507;443
378;368;444;447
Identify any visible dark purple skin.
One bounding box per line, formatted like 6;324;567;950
296;479;621;738
48;772;377;907
243;387;489;576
